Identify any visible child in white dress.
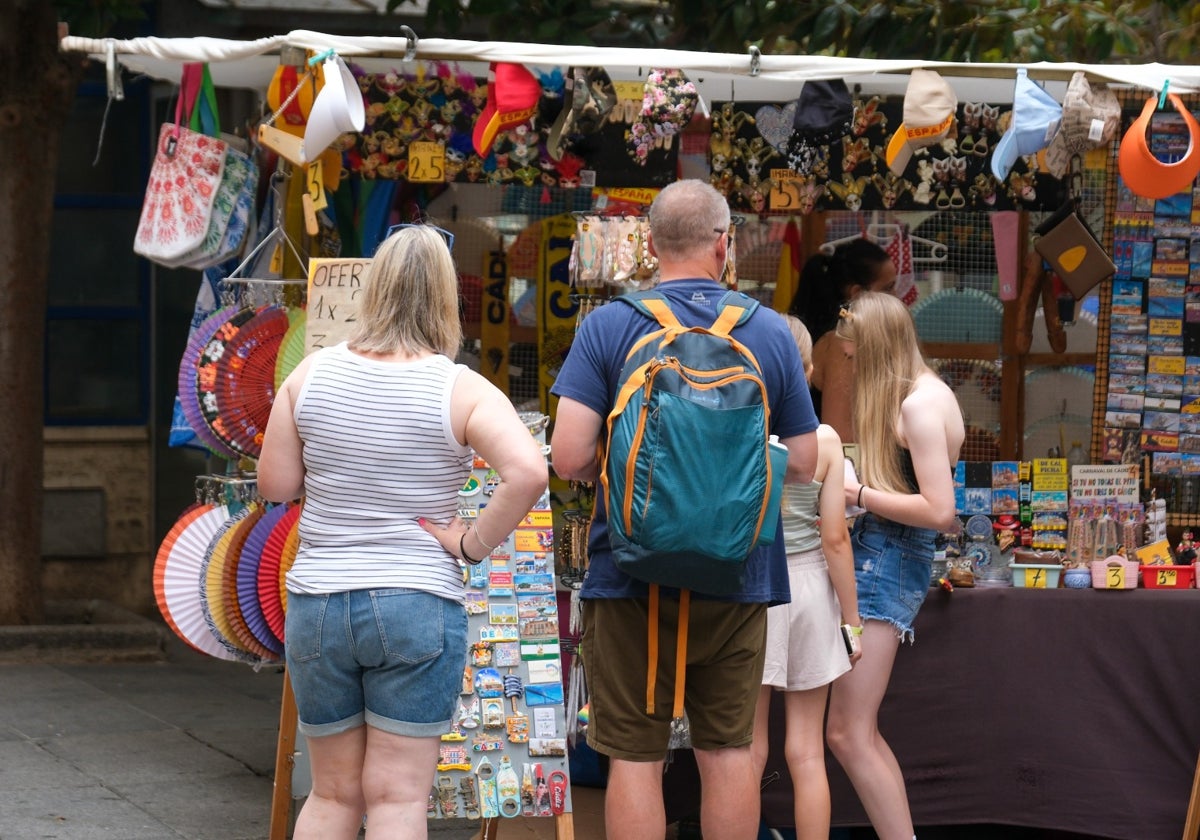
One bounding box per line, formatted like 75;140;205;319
751;315;861;840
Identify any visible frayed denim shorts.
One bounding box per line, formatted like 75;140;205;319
285;588;467;738
851;513;936;642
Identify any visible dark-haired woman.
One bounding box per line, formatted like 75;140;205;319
788;239;895;443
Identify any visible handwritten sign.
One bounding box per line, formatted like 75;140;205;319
305;257;372;354
407;141;445;183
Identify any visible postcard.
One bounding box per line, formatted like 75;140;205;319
533;707;558;739
1140;430;1180;451
1107;392;1144;412
489;603;518;625
514;573;555;594
1109;354;1146;374
528;738;567;757
1145;373;1183;395
1144;395;1181;412
493;641;520;668
991;487;1019;515
1105;410;1143;430
526;657;564;685
523;684;564;707
1153;451;1184;475
992;461;1019;488
520;640;559;660
1107;373;1145;393
519;612;559;640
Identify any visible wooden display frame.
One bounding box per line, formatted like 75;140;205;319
267;674;576;839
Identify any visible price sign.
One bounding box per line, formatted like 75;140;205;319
306;159;328;211
408;141;446;183
306;257;372;354
1155;568;1178;587
1105;565;1127;589
1022;567;1048;588
769;169;803;211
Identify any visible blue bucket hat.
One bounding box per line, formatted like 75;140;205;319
991;68;1063;181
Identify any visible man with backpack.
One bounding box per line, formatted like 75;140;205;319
550;179;819;840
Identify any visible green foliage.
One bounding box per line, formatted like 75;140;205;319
55;0;147;38
387;0;1196;64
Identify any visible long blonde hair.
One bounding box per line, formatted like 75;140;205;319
835;291;928;493
349;225;462;357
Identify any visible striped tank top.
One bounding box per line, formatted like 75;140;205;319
285;343;473;602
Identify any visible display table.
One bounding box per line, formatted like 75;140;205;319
658;587;1200;837
756;586;1200;840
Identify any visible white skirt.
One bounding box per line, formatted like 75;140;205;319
761;546;851;691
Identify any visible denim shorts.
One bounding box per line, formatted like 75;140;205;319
851;513;937;642
285;588;468;738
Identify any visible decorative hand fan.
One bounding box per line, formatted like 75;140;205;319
278;517;302;615
275;309;308;391
258;503;302;644
200;506;264;663
1024;366;1095;459
213;304;291;458
154;502;216;651
160;504;244;661
932;358;1002;462
178;306;247;461
236;502;291;655
911;287;1004;344
194;306;258;459
216;504;278;661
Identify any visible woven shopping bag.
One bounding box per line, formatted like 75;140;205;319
133;64;227;264
165;64;259;271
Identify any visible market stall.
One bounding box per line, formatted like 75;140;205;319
60;28;1200;838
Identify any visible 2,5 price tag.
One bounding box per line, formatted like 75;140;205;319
408;141;446;183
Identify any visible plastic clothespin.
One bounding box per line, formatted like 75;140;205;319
307;48;336;68
104;39;124;102
1158;79;1170;110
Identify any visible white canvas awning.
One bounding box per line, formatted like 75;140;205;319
61;30;1200;106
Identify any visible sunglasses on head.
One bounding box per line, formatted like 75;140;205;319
385;222;455;252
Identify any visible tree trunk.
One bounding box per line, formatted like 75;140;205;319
0;1;85;624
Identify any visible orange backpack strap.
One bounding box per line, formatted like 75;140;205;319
644;585;690;726
709;303;745;337
638;296;682;330
646;584;660;714
672;590;689;723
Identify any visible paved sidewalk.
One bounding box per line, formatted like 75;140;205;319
0;636;285;839
0;634;605;839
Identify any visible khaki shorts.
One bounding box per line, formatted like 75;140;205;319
580;596;767;762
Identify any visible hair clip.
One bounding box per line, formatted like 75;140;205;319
839;305;855;322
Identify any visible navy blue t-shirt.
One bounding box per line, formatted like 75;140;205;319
550;279;818;604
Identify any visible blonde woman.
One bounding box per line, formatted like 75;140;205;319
752;315;861;840
259;225;547;839
825;291;964;840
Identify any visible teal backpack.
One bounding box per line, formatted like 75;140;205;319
600;289;785;597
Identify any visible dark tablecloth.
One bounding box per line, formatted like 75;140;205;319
755;586;1200;840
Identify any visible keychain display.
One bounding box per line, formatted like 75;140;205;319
569;214;657;289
